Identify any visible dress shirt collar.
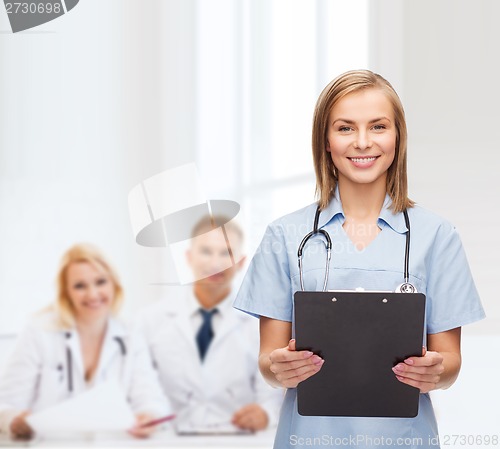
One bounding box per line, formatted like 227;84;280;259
187;287;235;319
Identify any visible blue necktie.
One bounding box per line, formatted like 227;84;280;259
196;309;217;361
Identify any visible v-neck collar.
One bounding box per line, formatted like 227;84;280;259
317;186;408;235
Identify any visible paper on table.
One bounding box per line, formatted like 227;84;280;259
175;422;251;435
26;380;136;433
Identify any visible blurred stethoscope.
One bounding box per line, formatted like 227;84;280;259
61;333;127;392
297;206;416;293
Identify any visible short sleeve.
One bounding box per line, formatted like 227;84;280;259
233;222;293;322
425;224;485;334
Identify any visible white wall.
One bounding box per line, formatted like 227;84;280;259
370;1;500;444
370;0;500;336
0;0;197;333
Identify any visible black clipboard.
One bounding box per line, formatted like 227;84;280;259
294;291;426;418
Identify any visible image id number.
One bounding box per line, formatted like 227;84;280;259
442;434;499;446
5;3;62;14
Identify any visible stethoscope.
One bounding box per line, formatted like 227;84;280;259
297;206;416;293
62;332;127;393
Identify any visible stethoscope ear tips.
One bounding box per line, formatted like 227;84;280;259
396;283;417;293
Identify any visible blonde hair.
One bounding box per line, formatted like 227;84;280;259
55;243;124;328
312;69;414;212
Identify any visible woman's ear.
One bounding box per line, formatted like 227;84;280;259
326;140;331;153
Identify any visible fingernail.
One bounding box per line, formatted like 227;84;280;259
405;358;414;365
311;355;322;364
392;364;403;372
315;359;325;366
303;351;313;358
396;375;404;381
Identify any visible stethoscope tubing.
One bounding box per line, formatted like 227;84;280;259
403;208;411;285
64;333;126;393
298;229;331;292
66;341;73;393
297;206;412;292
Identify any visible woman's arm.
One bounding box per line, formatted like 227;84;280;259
259;317;324;389
393;327;461;393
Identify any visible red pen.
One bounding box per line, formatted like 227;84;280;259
138;414;176;428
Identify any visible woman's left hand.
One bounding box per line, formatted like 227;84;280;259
128;414;157;439
392;347;445;394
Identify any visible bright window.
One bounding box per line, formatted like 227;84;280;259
195;0;369;252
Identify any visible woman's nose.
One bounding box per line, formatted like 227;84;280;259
355;130;372;150
87;285;100;299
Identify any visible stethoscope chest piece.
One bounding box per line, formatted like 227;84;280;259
396;282;417;293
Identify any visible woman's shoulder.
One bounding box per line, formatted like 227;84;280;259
408;203;457;235
25;307;64;333
12;309;65;349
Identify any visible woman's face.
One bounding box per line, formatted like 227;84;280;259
65;261;115;322
326;88;397;187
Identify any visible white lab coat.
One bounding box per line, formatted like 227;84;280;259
136;290;283;429
0;310;171;435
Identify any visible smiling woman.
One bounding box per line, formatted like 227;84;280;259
0;244;171;441
233;69;485;449
66;262;115;319
326;89;396;192
55;245;124;330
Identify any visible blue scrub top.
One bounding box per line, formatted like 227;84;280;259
234;191;485;449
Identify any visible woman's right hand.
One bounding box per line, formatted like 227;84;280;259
269;339;324;388
10;411;34;440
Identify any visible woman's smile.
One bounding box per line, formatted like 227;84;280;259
347;156;379;168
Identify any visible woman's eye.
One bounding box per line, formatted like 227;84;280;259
73;283;85;289
339;126;352;132
96;278;108;286
372;124;386;130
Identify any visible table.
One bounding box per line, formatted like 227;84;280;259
0;428;276;449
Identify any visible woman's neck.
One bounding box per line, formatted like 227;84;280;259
75;317;108;383
75;316;108;339
338;175;387;221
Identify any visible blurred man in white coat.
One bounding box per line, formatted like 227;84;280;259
137;216;282;432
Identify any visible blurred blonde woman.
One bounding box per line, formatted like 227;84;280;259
0;243;170;439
